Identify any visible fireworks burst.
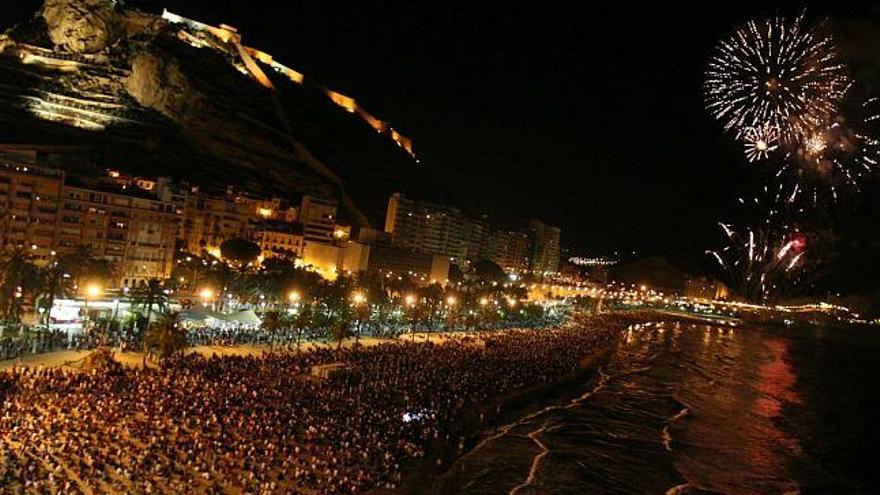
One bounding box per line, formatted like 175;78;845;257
704;13;851;144
704;12;868;300
708;221;809;302
710;183;818;302
743;124;779;162
736;183;805;218
775;100;880;203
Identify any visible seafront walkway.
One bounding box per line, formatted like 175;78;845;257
0;332;478;371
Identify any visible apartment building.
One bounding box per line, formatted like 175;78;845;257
384;193;486;264
253;222;305;260
0;163;64;265
300;195;338;244
57;182;179;287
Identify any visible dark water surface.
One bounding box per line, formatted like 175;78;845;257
438;321;880;494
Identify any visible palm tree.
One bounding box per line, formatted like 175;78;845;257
144;312;188;360
293;302;313;350
36;257;72;330
419;284;444;332
353;301;369;345
330;318;351;350
171;251;210;290
129;279;169;331
0;246;41;324
64;246;109;285
229;271;261;307
260;310;287;345
202;256;234;311
36;248;104;330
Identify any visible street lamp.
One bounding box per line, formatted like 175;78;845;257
405;294;417;307
199;287;215;309
288;290;301;304
81;283;102;331
351;291;368;345
446;295;457;306
352;292;367;306
479;297;489;307
85;283;102;299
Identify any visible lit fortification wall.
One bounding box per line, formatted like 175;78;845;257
161;10;416;159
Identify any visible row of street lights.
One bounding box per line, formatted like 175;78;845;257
84;282;514;318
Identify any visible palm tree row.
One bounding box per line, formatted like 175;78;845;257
0;246;111;327
3;243;552;344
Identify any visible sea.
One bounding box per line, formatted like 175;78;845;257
434;320;880;494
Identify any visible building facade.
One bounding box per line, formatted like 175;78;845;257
180;189;251;256
384;193;486;265
58;184;179;287
300;195;338;244
528;219;561;275
488;229;531;273
365;243;450;284
0;163;64;265
2;162;177;287
253;222;305;260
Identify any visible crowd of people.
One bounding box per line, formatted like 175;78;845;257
0;313;658;494
184;325;312;348
0;328;70;361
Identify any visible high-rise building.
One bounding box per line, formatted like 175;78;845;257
384;193;485;265
528;219;561;275
488;229;531;273
384;193;564;275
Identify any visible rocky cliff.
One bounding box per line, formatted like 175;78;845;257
0;0;435;226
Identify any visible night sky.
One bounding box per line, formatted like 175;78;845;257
3;1;879;275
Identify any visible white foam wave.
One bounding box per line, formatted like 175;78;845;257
665;483;691;495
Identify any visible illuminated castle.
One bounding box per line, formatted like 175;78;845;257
161;10;416;159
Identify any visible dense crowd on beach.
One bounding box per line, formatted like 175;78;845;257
185;326;312;347
0;313;653;494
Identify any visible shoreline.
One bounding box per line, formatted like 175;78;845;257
2;312;676;494
383;338;618;495
387;313;710;494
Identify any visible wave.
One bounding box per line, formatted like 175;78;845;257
666;483;692;495
470;369;611;454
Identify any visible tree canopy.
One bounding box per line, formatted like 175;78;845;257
220;238;261;270
474;259;507;284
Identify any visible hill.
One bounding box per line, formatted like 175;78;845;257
0;0;438;226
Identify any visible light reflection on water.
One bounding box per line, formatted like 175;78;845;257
436;321;879;494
